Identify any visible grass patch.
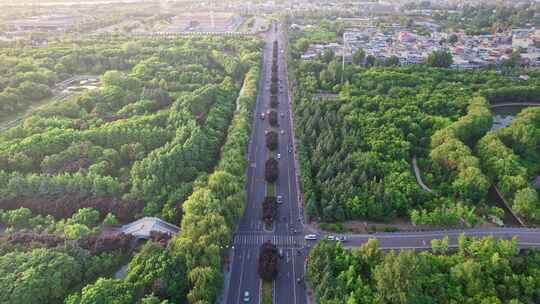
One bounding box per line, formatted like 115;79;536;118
319;223;344;233
383;226;399;232
262;280;273;304
266;182;274;196
264;221;273;231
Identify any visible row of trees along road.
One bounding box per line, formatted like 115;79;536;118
307;236;540;304
258;41;279;284
262;39;281;227
259;39;281;283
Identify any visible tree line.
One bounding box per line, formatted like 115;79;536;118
307;237;540;304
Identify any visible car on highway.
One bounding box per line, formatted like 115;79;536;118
280;112;285;118
327;235;336;241
279;248;284;258
337;236;347;242
280;130;285;135
243;291;250;302
277;195;283;204
277;153;281;159
304;234;318;240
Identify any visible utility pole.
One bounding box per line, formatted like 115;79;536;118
341;44;345;85
341;32;346;85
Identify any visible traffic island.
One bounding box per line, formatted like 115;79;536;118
261;280;273;304
262;196;277;232
258;241;278;304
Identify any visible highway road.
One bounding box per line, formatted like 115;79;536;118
223;21;540;304
226;20;306;304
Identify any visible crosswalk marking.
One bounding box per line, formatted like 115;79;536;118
233;234;306;247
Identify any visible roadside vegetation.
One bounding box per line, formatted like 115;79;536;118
307;237;540;304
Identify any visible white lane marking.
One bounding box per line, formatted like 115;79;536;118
272;279;276;304
344;242;540;251
223;244;237;303
258;279;262;304
291;248;298;304
358;231;540;239
236;249;247;304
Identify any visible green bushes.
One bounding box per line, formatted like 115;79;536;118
410;200;480;227
497;107;540;175
476;133;540;222
429;97;491;206
483;86;540;104
0;207;108;240
0;60;56;116
307;237;540;304
319;222;344;233
168;65;260;303
1;245;127;304
431;97;493;147
129;78;239;218
0;249;82;304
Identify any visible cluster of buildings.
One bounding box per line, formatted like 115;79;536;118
300;23;540;69
5;14;82;33
0;13;87;42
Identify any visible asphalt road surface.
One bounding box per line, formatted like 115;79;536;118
224;21;540;304
340;228;540;251
226;20;306;304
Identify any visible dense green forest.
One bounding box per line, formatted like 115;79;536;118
0;36;260;221
288;18;540;226
307;237;540;304
0;35;262;303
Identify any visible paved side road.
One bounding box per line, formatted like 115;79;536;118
326;228;540;250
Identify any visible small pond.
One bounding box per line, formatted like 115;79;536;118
491;105;531;131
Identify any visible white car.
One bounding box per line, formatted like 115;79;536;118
327;235;336;241
277;153;281;159
304;234;318;240
336;236;347;242
280;130;285;135
264;130;268;135
243;291;250;302
276;195;283;204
